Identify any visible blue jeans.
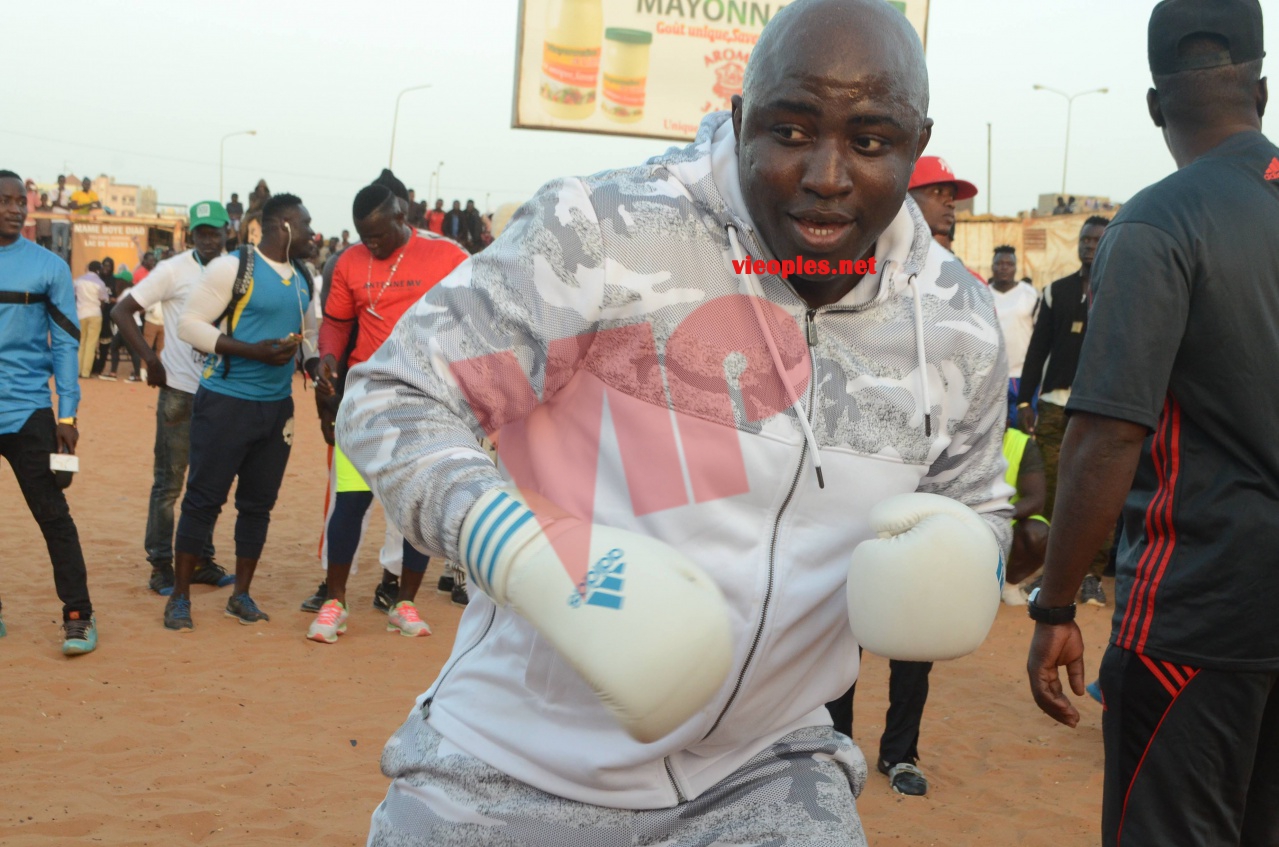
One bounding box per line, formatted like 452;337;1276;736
51;221;71;262
145;387;215;565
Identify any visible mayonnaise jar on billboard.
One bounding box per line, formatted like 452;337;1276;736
514;0;929;141
540;0;604;119
602;28;653;123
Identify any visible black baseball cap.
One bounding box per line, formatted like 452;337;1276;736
1149;0;1264;75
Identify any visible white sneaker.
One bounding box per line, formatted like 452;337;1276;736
306;599;348;643
387;601;431;637
1002;583;1028;606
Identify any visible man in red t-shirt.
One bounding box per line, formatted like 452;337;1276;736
306;183;468;644
424;199;445;235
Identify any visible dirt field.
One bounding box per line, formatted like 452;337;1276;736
0;378;1111;846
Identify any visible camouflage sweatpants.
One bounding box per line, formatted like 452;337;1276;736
1036;401;1110;576
367;707;869;847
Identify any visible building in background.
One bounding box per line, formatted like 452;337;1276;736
155;202;189;219
137;186;158;216
92;175;138;216
1034;193;1115;217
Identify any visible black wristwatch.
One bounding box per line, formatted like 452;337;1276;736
1027;588;1077;625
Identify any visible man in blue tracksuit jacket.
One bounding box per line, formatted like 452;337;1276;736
0;170;97;655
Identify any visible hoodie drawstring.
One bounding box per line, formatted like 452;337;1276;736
908;273;933;438
726;225;825;488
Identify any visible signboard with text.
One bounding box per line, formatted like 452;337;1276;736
70;222;149;279
513;0;929;141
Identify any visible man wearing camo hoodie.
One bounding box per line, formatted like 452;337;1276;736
340;0;1012;843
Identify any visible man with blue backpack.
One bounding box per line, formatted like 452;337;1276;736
168;193;319;632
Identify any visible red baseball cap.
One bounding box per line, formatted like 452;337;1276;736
909;156;978;201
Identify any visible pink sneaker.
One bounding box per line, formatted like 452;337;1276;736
307;599;348;644
386;601;431;637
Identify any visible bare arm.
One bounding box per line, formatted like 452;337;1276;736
1012;467;1045;522
1027;411;1147;727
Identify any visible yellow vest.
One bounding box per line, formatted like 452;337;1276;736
1002;428;1030;505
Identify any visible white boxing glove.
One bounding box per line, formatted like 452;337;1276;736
458;486;733;743
847;493;1003;662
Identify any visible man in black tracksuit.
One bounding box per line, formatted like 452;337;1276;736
1015;216;1110;605
1029;2;1279;843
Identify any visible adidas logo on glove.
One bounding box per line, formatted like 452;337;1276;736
570;549;627;610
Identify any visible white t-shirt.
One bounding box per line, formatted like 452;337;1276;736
125;249;216;393
73;272;109;320
49;187;74;217
991;281;1039;378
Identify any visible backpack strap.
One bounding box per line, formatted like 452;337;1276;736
215;248;255;378
0;291;48;305
0;291;80;341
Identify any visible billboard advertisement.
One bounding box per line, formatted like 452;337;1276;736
70;222;150;279
512;0;929;141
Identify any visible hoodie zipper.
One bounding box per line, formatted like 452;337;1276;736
663;757;687;804
421;604;497;711
702;343;818;740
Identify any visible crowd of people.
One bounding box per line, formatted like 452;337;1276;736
17;171;502;393
1;0;1275;844
1;166;486;652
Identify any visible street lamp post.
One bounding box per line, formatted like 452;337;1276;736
219;130;256;202
389;84;432;169
1032;85;1108;196
433;161;444;201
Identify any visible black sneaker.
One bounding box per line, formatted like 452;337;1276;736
225;593;270;625
164;594;194;632
300;581;328;613
192;559;235;588
1081;574;1107;607
149;562;175;595
451;582;469;608
436;574;455;594
373;577;399;614
879;761;928;796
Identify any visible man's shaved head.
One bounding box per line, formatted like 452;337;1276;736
733;0;933;308
743;0;929;117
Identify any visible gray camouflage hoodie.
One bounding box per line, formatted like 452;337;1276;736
338;111;1012;809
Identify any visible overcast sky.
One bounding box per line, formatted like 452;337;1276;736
6;0;1277;236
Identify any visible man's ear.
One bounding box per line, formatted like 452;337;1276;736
1147;87;1165;128
1257;76;1269;119
915;118;935;161
731;94;744;155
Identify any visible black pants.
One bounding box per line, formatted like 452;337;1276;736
176;388;294;560
327;491;429;573
0;408;92;621
1100;645;1279;846
827;653;933;768
108;330;141;375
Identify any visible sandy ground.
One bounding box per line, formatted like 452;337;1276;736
0;377;1112;846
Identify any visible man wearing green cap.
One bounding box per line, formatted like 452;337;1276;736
110;201;234;595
